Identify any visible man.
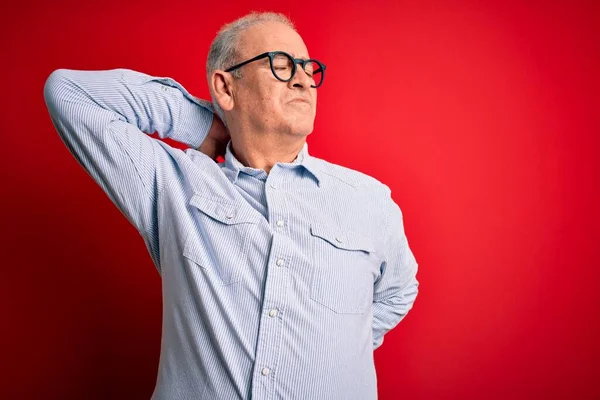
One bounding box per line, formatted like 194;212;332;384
43;11;418;400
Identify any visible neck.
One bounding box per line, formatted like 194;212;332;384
230;131;305;175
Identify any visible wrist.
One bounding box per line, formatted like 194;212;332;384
176;98;214;149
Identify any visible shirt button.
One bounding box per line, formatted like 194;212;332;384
276;220;284;227
269;309;278;317
276;258;284;267
269;182;277;189
335;237;343;243
261;367;270;376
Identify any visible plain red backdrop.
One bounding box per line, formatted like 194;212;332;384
1;0;599;399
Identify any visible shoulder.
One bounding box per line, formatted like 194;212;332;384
312;157;391;195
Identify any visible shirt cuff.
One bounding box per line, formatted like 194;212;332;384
175;95;214;149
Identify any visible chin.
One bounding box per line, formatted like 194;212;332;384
285;119;314;137
291;125;313;137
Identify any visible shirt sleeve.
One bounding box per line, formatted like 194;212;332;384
43;68;214;271
372;187;420;350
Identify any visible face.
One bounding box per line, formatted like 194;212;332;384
228;22;317;138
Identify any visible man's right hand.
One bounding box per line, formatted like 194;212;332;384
198;114;229;161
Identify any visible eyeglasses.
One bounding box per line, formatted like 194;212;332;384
225;51;327;88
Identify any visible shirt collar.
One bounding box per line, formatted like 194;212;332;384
222;140;323;187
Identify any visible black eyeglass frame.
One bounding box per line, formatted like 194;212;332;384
224;51;327;88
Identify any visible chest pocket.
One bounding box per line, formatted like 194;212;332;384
183;194;260;285
309;223;378;314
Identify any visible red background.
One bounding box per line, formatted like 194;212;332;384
2;0;599;399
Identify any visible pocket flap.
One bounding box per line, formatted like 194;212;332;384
189;194;259;225
310;223;375;253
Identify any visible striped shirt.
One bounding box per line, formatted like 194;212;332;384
43;68;419;400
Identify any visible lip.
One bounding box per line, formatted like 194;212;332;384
289;98;310;104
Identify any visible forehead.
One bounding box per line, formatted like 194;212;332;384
238;21;309;59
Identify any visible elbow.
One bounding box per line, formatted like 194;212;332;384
394;276;419;315
404;275;419;308
43;69;72;112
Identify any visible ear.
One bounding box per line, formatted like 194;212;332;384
211;70;235;112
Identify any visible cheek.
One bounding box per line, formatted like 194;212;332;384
262;90;285;116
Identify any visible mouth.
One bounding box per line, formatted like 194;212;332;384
289;98;311;105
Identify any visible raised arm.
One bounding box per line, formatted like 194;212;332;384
43;68;214;271
372;189;420;350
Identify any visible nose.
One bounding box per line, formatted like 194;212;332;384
289;63;312;89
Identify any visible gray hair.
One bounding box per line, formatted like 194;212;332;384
206;12;296;123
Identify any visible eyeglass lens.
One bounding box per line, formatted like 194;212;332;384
272;53;323;87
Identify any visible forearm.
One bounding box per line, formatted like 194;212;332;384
44;68;213;148
372;275;419;350
372;187;420;350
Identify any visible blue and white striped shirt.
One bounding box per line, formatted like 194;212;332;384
43;68;419;400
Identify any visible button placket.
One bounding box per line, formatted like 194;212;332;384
266;177;290;235
252;169;294;397
251;233;291;397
